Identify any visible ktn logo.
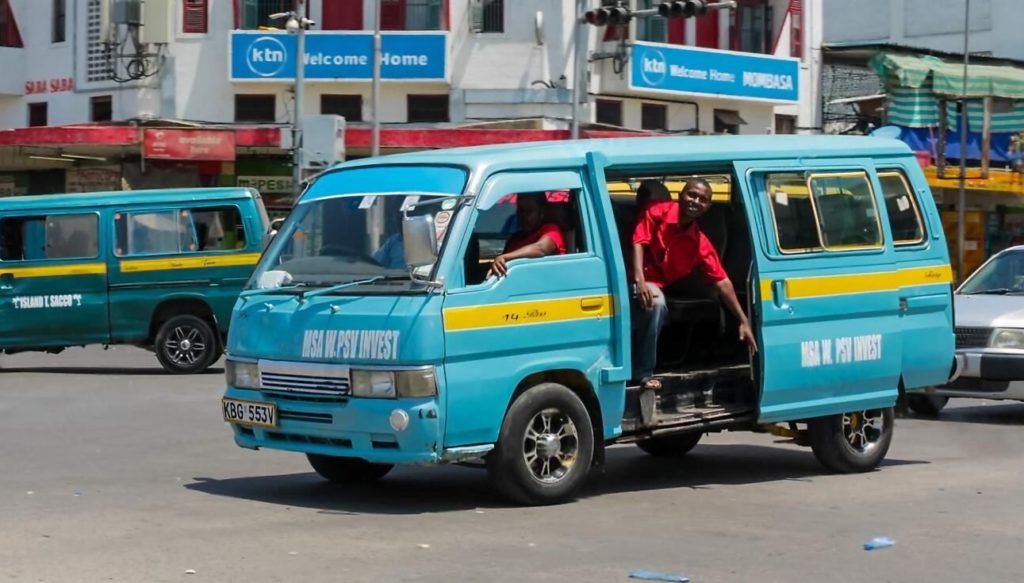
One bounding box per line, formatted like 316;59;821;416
246;36;289;77
639;47;667;87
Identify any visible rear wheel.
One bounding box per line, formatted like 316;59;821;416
306;454;393;483
809;408;894;473
907;394;949;416
486;382;594;506
636;432;702;457
154;315;222;374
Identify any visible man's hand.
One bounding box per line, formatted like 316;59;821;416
739;321;758;353
487;254;509;278
636;280;654;310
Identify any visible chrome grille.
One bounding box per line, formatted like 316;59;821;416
258;360;351;398
955;327;991;349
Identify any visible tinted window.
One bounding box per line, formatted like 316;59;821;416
115;206;246;256
0;214;98;260
765;173;821;253
808;172;882;249
878;171;926;245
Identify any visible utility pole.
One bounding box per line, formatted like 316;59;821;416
957;0;970;282
372;0;382;157
272;2;312;200
570;0;587;140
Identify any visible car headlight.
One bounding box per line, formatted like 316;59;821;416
990;328;1024;349
350;368;438;398
351;370;397;398
225;359;260;389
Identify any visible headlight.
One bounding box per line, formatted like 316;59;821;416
351;370;396;398
225;360;260;389
350;368;438;398
990;328;1024;349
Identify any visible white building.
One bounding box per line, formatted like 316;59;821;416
0;0;821;209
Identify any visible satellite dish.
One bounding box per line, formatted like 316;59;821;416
535;11;544;46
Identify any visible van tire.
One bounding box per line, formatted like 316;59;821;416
486;382;594;506
306;454;393;483
636;432;702;457
809;408;894;474
154;315;221;374
907;394;949;416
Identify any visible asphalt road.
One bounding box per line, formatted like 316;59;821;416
3;346;1023;583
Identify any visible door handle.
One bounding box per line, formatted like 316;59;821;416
899;298;909;312
0;273;13;291
771;279;788;309
580;297;605;312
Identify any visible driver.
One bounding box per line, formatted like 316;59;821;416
487;192;566;278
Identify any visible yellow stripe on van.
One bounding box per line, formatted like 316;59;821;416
759;264;953;302
119;252;262;273
444;295;614;332
0;262;107;278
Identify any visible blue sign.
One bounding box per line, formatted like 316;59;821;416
230;32;447;81
629;42;799;103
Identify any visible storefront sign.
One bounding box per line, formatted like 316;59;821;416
629;42;800;103
229;32;447;81
144;129;236;161
25;77;75;95
66;166;122;193
237;175;293;194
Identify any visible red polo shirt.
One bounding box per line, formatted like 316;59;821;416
505;223;566;255
632;202;727;288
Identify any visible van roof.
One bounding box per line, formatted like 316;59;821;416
0;187;256;211
324;135;913;177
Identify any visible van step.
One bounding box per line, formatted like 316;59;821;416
620;404;756;440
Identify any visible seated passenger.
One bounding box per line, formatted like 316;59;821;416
374;232;406;269
487;192;566;278
632;178;757;390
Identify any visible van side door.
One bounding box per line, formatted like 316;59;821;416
439;170;617;447
734;160;903;422
0;211;110;348
876;163;955;388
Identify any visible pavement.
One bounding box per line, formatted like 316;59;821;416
2;346;1023;583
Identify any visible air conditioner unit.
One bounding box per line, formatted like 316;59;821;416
113;0;142;25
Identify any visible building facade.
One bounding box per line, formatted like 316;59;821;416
0;0;821;211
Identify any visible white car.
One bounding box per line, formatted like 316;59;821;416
911;246;1024;415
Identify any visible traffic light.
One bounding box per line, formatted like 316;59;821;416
583;6;632;26
657;0;709;19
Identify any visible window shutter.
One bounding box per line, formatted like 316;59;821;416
183;0;208;33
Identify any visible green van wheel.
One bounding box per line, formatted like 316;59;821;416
154;315;222;374
809;408;894;474
486;382;594;506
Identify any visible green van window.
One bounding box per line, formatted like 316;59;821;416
0;213;98;261
115;206;245;256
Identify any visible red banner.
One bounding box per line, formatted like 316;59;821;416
143;129;236;161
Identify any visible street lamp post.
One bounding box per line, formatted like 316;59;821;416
372;0;382;157
271;3;313;201
957;0;970;283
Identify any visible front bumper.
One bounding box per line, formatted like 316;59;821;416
930;349;1024;400
224;386;447;465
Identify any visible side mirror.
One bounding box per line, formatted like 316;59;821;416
402;214;438;268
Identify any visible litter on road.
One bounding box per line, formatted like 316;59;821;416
628;569;691;582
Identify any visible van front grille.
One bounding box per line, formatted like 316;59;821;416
955;327;991;349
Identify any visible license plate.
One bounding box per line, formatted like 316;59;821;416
222;398;277;428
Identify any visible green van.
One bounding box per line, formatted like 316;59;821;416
0;187;270;373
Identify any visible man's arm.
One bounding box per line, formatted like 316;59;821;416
488;237;557;277
632;243;653;309
711;278;758;353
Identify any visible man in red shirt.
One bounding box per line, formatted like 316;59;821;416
632;178;757;389
488;193;566;278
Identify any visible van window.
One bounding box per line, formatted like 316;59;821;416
115;206;246;256
878;170;926;245
764;173;822;253
0;214;98;261
464;189;586;285
763;171;883;253
808;172;883;250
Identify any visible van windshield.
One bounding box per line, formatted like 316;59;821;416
250;193;460;293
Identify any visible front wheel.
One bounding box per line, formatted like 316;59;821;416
486;382;595;506
809;408;894;474
154;314;222;374
907;394;949;416
306;454;393;483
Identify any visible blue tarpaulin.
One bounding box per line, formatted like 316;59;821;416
894;125;1020;164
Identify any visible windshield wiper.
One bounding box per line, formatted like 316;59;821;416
971;288;1014;295
298;276;386;299
240;283;307;298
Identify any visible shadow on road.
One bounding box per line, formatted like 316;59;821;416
0;366;225;376
912;401;1024;426
184;443;928;514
